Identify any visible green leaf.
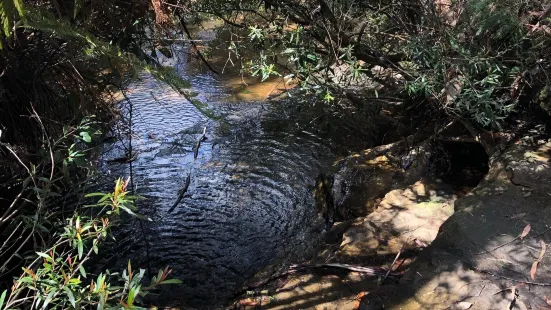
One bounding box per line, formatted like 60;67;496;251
77;238;83;259
84;192;107;197
19;276;34;284
79;265;87;278
0;290;7;310
127;285;140;306
13;0;26;21
159;279;183;285
79;131;91;143
36;251;52;261
63;286;76;308
42;290;55;310
118;204;137;216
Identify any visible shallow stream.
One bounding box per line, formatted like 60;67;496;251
97;24;363;308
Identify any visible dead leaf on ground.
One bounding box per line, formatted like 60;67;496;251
531;261;539;280
539;240;547;261
507;213;527;219
531;240;547;280
545;296;551;306
450;301;473;309
520;224;531;239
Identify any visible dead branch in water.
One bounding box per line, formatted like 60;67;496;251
193;126;207;160
168;173;191;213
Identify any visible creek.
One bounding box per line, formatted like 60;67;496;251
96;22;373;308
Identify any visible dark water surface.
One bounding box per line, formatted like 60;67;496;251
97;37;344;307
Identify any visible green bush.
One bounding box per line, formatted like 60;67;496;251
1;178;181;309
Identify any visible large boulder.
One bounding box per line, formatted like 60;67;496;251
333;178;456;264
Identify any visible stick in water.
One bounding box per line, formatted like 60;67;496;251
193;127;207;160
168;173;191;213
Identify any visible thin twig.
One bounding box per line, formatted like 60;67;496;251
381;243;405;285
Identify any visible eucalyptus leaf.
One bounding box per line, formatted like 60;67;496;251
0;290;7;310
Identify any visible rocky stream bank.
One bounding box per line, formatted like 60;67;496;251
232;121;551;310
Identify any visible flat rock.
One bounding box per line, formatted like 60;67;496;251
382;139;551;310
335;178;456;264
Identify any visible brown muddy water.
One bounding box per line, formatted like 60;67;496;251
95;20;372;309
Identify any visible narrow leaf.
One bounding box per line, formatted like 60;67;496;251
36;251;52;261
159;279;183;285
13;0;26;21
74;0;83;18
63;286;76;308
539;240;547;262
530;261;538;280
79;265;87;278
520;224;531;239
42;290;55;309
85;193;108;197
0;290;7;310
19;276;34;283
77;238;83;259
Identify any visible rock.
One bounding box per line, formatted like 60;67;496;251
244;147;458;310
334;178;456;264
383;138;551;310
535;85;551;117
329;142;430;218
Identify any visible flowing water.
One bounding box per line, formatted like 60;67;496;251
96;28;352;308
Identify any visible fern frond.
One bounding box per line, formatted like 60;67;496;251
13;0;24;22
0;0;15;38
